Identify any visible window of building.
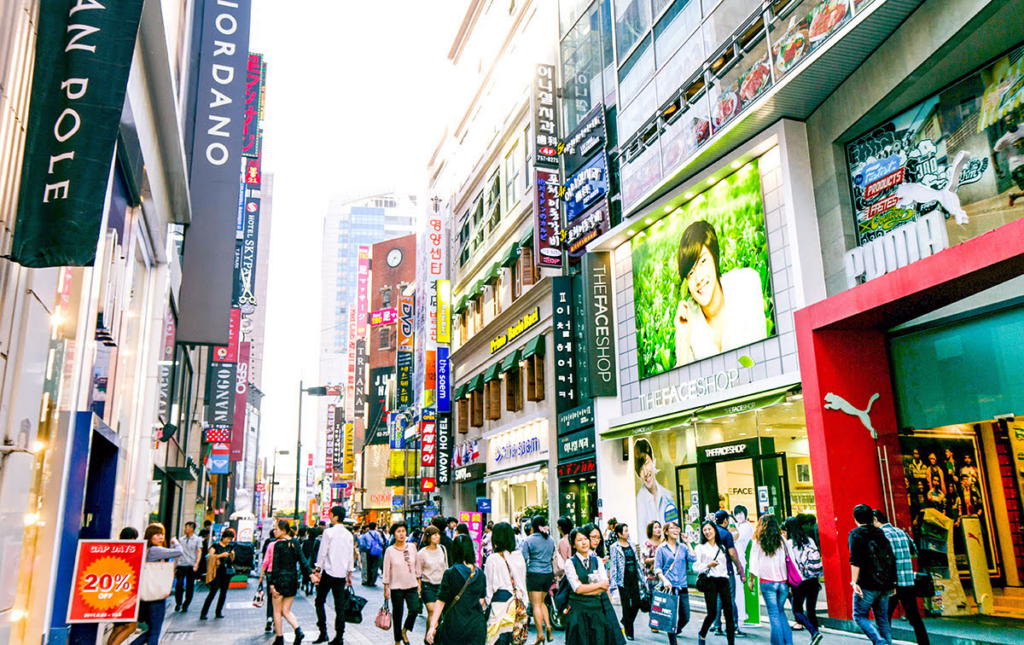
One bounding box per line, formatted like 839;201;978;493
513;248;534;301
492;276;503;317
506;368;524;412
458;311;468;344
505;141;521;210
474;297;484;332
382;287;392;308
524;125;533;188
615;0;652;61
470;389;484;427
486;169;502;231
527;353;545;402
486;379;501;420
458;398;470;433
380;326;392;349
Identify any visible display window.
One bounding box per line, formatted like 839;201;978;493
489;469;549;525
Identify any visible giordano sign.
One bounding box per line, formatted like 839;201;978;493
490;307;540;354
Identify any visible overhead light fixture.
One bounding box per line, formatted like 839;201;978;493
663;205;673;212
731;160;741;169
707;177;716;185
645;218;653;225
684;192;693;199
627;230;636;236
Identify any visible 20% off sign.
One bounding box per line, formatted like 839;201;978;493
67;540;146;622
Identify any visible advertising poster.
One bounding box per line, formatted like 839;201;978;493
67;540;146;623
632;433;687;542
460;512;484;557
437;280;451;344
631;160;774;379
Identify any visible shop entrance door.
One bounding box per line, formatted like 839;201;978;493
678;453;792;526
753;453;791;521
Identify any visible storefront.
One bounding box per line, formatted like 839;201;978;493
454;456;487;517
485;417;552;526
557;402;599;527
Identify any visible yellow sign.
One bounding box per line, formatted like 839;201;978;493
489;307;540;354
389;450;419;477
344;422;355;475
437;280;451;344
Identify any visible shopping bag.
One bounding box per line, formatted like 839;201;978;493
253;583;265;608
649;589;678;632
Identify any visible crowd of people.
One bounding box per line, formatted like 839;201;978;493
103;502;931;645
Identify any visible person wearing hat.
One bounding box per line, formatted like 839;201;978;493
711;510;746;637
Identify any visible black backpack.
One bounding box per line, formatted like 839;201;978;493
864;533;897;589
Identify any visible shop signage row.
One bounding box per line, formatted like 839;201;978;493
562;103;607;177
488;422;549;470
489;307;541;354
582;252;617;395
552;277;577;413
558;401;594;436
557;426;596;462
842;211;949;289
370;308;397;326
557;456;596;479
697;439;761;463
639;368;741;411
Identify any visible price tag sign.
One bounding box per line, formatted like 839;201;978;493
67;540;145;623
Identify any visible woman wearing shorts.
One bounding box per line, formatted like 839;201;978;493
520;515;555;643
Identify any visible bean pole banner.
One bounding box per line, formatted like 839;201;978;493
12;0;146;267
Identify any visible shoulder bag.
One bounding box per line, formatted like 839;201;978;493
139;559;175;602
783;541;804;588
503;555;529;644
694;544;722;593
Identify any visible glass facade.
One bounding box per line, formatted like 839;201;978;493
560;0;616;134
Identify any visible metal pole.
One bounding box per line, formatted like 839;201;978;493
296;380;303;524
269;452;277;518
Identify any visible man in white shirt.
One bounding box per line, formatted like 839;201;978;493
313;505;354;645
174;521;204;612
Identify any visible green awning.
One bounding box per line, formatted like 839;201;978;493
696;386;796;421
522;335;545;359
452;296;467;314
601;405;702;440
471;280;485;299
501;349;522;373
469;374;485;391
484;263;502;284
484;363;501;382
455;384;468;400
520;227;535;248
500;243;521;268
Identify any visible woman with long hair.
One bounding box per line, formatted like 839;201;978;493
642;520;663;622
107;528;143;645
784;517;823;645
426;534;488;645
609;523;643;640
484;522;528;645
125;523;181;645
201;527;236;619
383;521;422;645
420;526;448;635
521;515;555;643
260;519;311;645
694;521;734;645
562;527;625;645
654;521;697;645
748;515;794;645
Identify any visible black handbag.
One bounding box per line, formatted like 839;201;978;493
913;572;934;598
638;582;652;613
345;591;368;623
694;544;722;593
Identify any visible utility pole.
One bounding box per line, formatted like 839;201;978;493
296;379;303;524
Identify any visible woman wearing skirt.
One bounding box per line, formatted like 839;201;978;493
562;527;626;645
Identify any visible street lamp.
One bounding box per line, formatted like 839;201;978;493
297;381;330;525
269;449;290;519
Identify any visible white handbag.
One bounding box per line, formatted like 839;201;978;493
139;561;175;602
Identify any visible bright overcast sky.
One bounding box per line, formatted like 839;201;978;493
250;1;466;463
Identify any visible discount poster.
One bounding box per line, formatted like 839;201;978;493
67;540;146;622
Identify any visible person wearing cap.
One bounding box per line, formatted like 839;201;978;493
711;510;746;637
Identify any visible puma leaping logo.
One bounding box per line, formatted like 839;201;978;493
824;392;880;440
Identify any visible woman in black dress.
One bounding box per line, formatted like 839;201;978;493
263;520;311;645
564;527;626;645
425;534;487;645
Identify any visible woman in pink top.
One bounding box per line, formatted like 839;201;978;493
383;521;422;645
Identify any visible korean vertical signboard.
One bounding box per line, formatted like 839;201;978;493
230;342;250;461
357;246;370;337
396;293;414;410
242;53;263;158
346;307;357;423
551;277;576;413
437;280;451;345
532;63;561;268
436;413;453;486
582;252;617;396
325;405;335;472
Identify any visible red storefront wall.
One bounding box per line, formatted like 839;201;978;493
794;218;1024;621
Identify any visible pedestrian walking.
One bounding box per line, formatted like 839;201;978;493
874;510;929;645
420;526;449;634
711;510;746;636
555;517;574;572
200;527;236;620
784;516;824;645
261;519;312;645
312;505;354;645
173;522;203;613
446;517;458;541
609;523;643;640
587;524;608;565
426;534;488;645
641;521;662;619
485;522;528;645
107;528;142;645
520;515;555;644
694;520;735;645
358;526;371;585
432;516;455;566
605;518;618;545
262;528;279;632
481;522;494;565
654;521;696;645
561;526;625;645
733;506;754;625
132;523;182;645
383;521;423;645
365;521;385;586
747;515;794;645
848;505;897;645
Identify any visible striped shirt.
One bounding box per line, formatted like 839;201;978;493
880;523;917;588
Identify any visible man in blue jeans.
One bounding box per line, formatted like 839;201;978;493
848;504;897;645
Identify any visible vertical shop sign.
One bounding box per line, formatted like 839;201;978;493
367;367;393;445
158;310;176;422
396;293;414;409
343;423;355;476
236;183;261;314
421;410;437;467
346;308;357;422
357;246;370;337
532;64;559;167
230;342;250;461
583;252;617;395
437;280;451;344
436;347;450;413
242;53;264;158
534;168;562;268
426;197;447;338
389;412;405;450
244;142;262;186
571;272;591;401
333;404;345;472
178;0;252;346
11;0;146;267
325;405;335;472
436;413;453;486
354;340;367;416
551;277;576;413
213;308;242;363
208;361;237;426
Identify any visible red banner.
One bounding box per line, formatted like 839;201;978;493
421;420;436;467
213;308;241;362
230;341;250;461
67;540;145;623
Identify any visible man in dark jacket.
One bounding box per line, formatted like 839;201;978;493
849;504;897;645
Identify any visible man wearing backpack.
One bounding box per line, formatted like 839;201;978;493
364;521;384;586
848;504;897;645
874;510;930;645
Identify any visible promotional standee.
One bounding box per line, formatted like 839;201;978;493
67;540;146;623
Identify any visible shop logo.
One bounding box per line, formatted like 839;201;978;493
824;392;880;439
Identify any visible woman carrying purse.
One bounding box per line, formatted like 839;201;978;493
747;515;794;645
654;521;697;645
132;523;182;645
484;523;528;645
261;520;311;645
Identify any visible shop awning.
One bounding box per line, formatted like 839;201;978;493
520;227;534;248
522;335;545;359
500;242;521;268
471;280;486;299
601;405;702;440
452;296;467;314
455;384;468;400
484;363;501;382
695;385;795;421
469;374;485;391
484;462;545;483
501;349;522;373
484;263;502;284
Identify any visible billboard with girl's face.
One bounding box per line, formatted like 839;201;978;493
631;160;775;380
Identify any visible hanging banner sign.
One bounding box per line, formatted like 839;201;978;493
566;204;610;258
230;342;250;461
582;252;617;395
11;0;147;267
208;362;237;427
436;413;453;486
242;53;264;158
551;277;577;413
397;294;414;352
396;293;414;409
333;405;345;471
209;443;230;474
344;422;355;475
325;404;335;472
235;185;261;314
534;168;563;268
357;246;370;337
532;64;559;168
421;409;437;468
437;347;451;413
370;308;398;326
437;280;451;344
66;540;146;623
389;412;405;450
213;308;242;363
367;367;393;445
354;340;367;416
563;153;609;222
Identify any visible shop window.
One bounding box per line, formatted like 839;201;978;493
470;390;484;427
514;249;534;302
458;398;470;434
382;287;392;308
379;327;391;349
486;380;501;420
506;368;524;412
526;355;545;402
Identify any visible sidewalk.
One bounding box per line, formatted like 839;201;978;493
159;578;875;645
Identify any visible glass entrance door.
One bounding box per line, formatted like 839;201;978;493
753;453;791;521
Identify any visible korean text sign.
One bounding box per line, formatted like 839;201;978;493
67;540;145;623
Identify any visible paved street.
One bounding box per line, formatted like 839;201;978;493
158;577;881;645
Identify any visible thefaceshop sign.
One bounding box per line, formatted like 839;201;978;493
488;421;549;471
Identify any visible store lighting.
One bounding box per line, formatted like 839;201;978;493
32;440;44;453
706;177;716;185
24;513;38;526
11;610;25;621
684;192;693;199
627;230;636;237
663;205;673;212
731;160;741;169
645;218;653;225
